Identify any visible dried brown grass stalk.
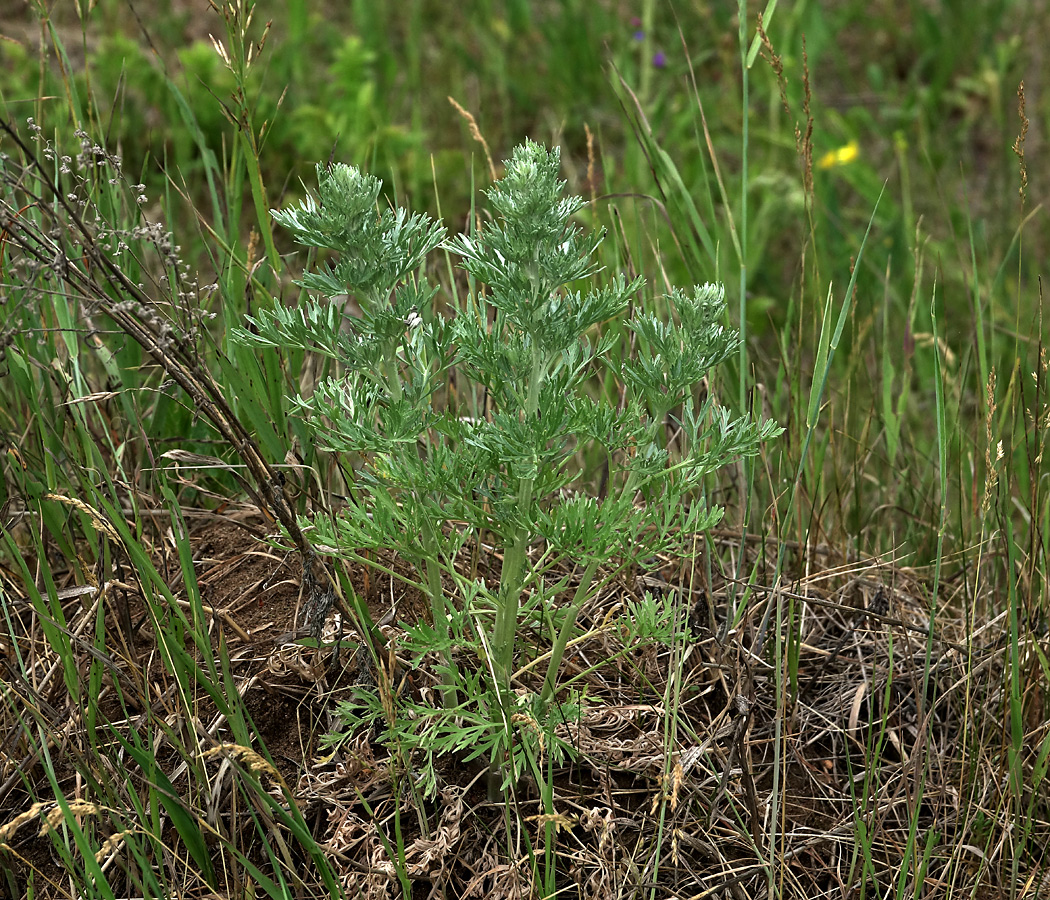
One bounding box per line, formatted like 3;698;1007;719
0;114;353;643
448;96;498;183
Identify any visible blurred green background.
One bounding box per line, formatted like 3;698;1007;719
1;0;1045;570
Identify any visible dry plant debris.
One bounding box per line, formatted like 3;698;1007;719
3;511;1045;899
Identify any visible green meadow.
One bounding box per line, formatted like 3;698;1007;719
0;2;1047;898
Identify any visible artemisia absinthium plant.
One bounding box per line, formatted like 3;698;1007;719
237;141;782;797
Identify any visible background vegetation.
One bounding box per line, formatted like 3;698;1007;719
0;0;1047;898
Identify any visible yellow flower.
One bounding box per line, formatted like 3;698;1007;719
817;140;859;170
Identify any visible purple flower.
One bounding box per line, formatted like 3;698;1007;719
633;30;645;41
652;51;666;68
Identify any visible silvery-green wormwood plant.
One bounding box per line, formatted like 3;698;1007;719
235;141;782;798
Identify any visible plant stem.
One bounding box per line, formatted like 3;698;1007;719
420;520;460;710
538;558;601;707
492;339;545;695
486;339;545;801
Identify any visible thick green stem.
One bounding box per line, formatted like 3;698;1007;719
379;301;453;703
420;521;460;710
538;558;601;708
492;340;545;693
487;340;545;801
382;337;405;405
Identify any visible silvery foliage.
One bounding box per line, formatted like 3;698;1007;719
236;142;782;794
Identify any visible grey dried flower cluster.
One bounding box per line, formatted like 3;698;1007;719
1;121;213;351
